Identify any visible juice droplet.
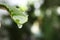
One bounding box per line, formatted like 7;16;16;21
17;24;23;29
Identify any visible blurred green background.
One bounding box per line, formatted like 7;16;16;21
0;0;60;40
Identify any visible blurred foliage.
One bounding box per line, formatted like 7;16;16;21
0;0;60;40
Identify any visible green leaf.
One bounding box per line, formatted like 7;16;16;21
0;2;28;28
